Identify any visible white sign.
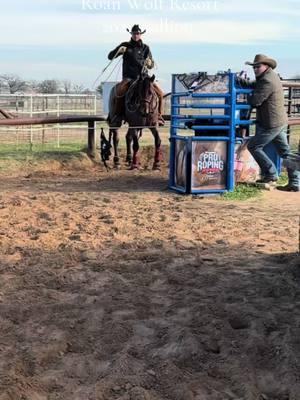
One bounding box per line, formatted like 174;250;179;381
102;81;118;115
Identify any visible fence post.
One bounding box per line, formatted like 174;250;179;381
42;96;45;148
87;120;96;158
57;95;60;148
94;95;97;115
287;87;293;143
30;95;33;151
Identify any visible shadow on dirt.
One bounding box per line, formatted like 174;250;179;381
0;239;299;400
0;172;172;194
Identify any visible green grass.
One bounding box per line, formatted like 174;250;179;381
0;143;89;172
221;184;262;201
277;173;288;186
0;142;86;155
221;173;289;201
0;143;87;163
0;124;171;172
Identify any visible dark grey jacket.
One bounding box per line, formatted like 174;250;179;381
108;39;153;80
248;68;288;129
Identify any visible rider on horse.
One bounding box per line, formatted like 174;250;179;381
107;24;165;126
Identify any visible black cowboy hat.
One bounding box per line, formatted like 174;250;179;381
127;24;146;34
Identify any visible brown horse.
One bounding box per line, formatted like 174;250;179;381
107;74;162;170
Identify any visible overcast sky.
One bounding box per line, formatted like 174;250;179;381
1;0;299;90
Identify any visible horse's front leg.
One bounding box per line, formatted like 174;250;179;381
150;127;162;170
125;128;132;166
111;128;120;169
131;128;141;170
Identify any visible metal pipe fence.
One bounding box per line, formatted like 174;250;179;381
0;90;297;151
0;94;171;150
0;94;103;148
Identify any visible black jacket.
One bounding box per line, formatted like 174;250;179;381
108;39;153;80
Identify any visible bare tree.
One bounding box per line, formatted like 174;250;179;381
0;74;27;94
38;79;61;94
81;88;93;95
26;80;40;93
62;80;72;94
72;84;85;94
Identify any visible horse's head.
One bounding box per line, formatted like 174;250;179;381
138;74;156;116
126;74;158;121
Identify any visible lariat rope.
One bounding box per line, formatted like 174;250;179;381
92;49;123;88
104;57;122;82
93;49;153;88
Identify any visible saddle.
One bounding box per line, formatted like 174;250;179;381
108;79;139;126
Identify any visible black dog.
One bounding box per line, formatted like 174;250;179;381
100;128;112;170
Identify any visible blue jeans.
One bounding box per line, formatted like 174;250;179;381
247;124;299;187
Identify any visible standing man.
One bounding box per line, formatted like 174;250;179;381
244;54;299;192
108;24;164;125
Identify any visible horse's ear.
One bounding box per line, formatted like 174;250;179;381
150;75;155;82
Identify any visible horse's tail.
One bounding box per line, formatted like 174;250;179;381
108;84;123;128
107;86;116;125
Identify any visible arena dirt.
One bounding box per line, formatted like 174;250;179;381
0;148;299;400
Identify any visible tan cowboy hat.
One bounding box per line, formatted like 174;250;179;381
245;54;277;69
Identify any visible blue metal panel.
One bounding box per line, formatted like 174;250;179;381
168;71;262;195
186;137;193;193
169;75;179;189
190;136;230;141
191;189;227;194
236;89;253;94
172;104;230;109
170;136;189;141
190;104;230;109
227;73;236;192
236;104;252;110
175;115;230;120
169;185;187;194
170;125;189;130
191;125;230;130
235;119;256;125
171;124;231;130
191;93;230;98
171;91;193;97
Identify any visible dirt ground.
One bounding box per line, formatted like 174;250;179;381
0;148;299;400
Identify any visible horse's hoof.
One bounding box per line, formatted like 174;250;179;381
152;163;161;171
130;163;143;170
113;156;120;169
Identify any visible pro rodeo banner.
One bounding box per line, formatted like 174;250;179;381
191;141;227;190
